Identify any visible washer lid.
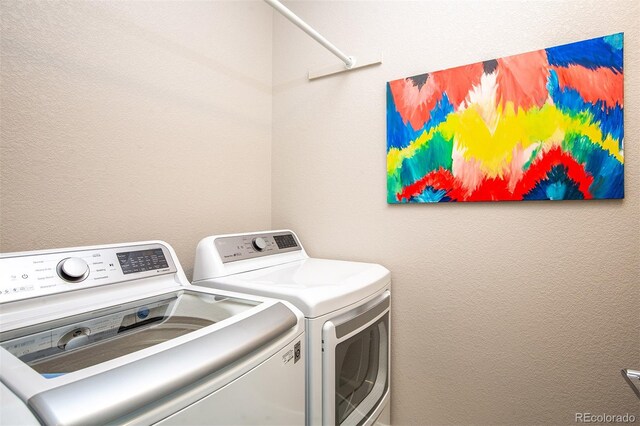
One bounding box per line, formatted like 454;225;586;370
0;289;299;426
204;258;391;318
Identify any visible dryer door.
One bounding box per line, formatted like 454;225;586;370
322;291;390;426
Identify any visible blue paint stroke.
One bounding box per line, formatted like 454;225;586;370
547;69;623;146
583;143;625;199
523;165;584;200
546;34;623;72
603;32;624;50
386;82;453;150
561;133;624;199
411;186;451;203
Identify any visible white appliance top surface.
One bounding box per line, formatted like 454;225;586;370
202;258;391;318
0;241;305;426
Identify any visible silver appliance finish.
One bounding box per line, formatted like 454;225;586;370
622;369;640;399
0;241;305;426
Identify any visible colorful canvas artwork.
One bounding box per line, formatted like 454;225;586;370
386;33;624;203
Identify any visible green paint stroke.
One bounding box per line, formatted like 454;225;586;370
562;132;600;165
398;132;453;187
522;144;542;171
387;174;403;203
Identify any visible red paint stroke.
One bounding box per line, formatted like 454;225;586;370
465;176;516;202
396;168;466;202
430;63;484;108
512;147;593;199
496;49;550;111
389;62;484;131
551;64;623;109
389;77;443;131
398;148;593;202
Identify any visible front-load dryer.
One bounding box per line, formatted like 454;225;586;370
0;241;305;425
192;230;391;426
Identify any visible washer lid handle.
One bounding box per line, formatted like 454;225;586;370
28;302;297;426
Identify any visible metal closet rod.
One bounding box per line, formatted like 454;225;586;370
263;0;356;69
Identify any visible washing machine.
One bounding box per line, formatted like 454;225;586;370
192;230;391;426
0;240;305;426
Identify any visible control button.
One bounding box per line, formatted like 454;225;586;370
252;237;267;252
21;274;28;279
57;258;90;283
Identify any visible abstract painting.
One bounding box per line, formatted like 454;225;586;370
387;33;624;203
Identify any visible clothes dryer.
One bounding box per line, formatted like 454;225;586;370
0;241;305;425
193;230;391;426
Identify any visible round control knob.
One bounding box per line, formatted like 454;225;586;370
252;237;267;251
57;257;90;282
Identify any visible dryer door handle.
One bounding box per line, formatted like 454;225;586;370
330;291;390;341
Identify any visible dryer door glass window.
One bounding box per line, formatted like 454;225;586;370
0;291;258;377
335;313;389;424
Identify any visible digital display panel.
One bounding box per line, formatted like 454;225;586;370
273;234;297;249
116;249;169;275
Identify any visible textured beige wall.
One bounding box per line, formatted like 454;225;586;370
1;1;638;424
272;1;639;424
1;1;273;276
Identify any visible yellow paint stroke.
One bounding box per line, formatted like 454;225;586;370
388;129;433;174
388;103;623;177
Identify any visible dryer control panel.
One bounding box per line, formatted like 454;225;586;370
214;231;301;263
0;243;177;303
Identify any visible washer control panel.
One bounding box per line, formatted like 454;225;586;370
0;243;177;303
214;232;301;263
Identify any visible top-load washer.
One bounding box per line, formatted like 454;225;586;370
0;240;305;426
192;230;391;426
